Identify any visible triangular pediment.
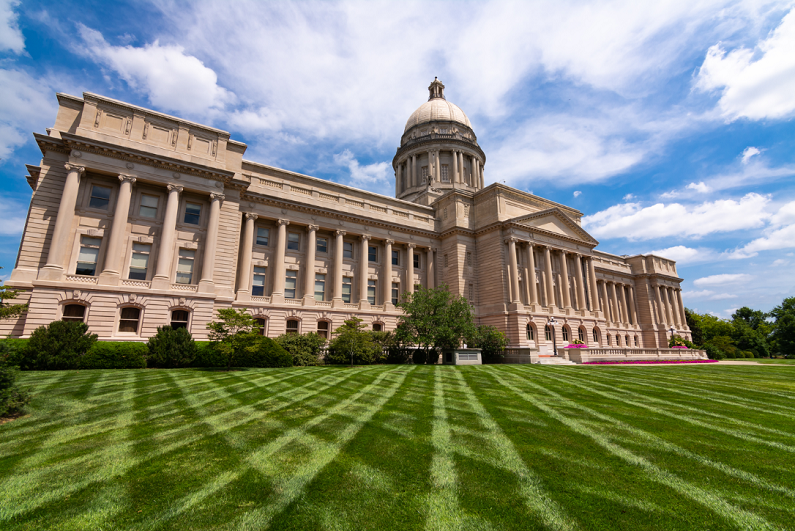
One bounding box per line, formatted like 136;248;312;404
509;208;598;246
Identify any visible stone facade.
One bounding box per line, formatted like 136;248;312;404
4;80;691;352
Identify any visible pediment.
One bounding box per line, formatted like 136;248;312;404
509;208;598;246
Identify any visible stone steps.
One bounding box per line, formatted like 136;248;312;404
536;356;577;365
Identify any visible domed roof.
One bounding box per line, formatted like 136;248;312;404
404;78;472;133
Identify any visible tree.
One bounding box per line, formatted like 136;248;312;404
394;284;477;364
0;269;27;321
0;356;30;417
147;326;198;367
770;297;795;358
732;306;770;332
685;308;704;346
206;308;261;370
25;321;98;370
470;325;508;362
327;317;381;365
274;332;326;366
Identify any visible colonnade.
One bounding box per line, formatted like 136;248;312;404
395;149;484;193
652;283;688;329
596;279;639;327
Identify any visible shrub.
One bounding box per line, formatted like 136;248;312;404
327;318;381;365
81;342;147;369
471;325;509;363
147;326;197;368
701;343;725;360
238;337;292;367
24;321;98;370
192;341;226;368
0;339;27;367
274;332;325;366
0;358;30;417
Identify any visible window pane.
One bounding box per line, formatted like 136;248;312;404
314;274;325;301
77;246;99;264
252;267;266;297
367;279;376;304
81;236;102;247
392;250;399;266
139;195;158;218
368;246;377;262
286;320;299;334
285;270;297;298
176;253;194;284
342;278;351;303
62;304;85;322
316;238;327;253
317;321;328;338
184;203;201;225
287;233;300;250
130;252;149;269
89;185;111;209
132;242;150;253
343;242;353;259
119;307;140;333
255;318;266;336
414;254;420;269
392;283;399;305
256;228;269;246
171;310;189;329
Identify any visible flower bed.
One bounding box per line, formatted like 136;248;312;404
671;345;688;349
583;359;718;365
564;344;589;348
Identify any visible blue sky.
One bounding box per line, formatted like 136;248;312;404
1;0;794;317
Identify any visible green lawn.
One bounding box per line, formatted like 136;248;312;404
2;365;794;531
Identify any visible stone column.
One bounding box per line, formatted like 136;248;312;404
676;288;688;329
427;151;433;183
544;247;555;309
407;243;415;294
98;174;136;284
426;247;435;289
384;239;394;309
664;287;675;327
599;281;611;322
653;284;666;325
303;224;318;305
668;287;681;328
619;283;629;325
198;192;224;293
412;155;417;187
40;163;85;279
609;281;621;324
435;151;441;182
359;235;371;307
507;238;521;304
471;155;477;187
234;212;257;300
560;251;572;308
270;219;289;304
628;285;639;326
588;258;600;312
526;243;538;305
574;254;586;311
459;152;465;185
332;230;346;307
479;161;485;188
151;184;183;289
395;165;402;196
452;150;459;183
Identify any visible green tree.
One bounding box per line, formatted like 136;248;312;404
0;356;30;417
394;284;477;364
274;332;326;366
770;297;795;358
147;326;198;367
0;272;27;321
327;317;381;365
25;321;98;370
685;308;704;346
206;308;261;370
470;325;508;362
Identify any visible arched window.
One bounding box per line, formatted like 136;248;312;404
62;304;86;323
545;325;552;341
171;310;190;329
317;321;329;339
118;307;141;333
592;328;599;344
526;324;534;341
562;326;569;341
255;318;267;336
286;319;299;334
578;327;585;342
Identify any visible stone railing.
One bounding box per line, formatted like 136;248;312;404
344;303;359;309
560;347;708;364
171;283;198;292
65;274;98;284
121;279;151;288
251;296;271;303
316;300;332;307
284;298;302;305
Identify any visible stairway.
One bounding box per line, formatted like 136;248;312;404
536;355;577;365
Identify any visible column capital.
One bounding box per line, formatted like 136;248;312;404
307;224;319;232
244;212;258;221
360;234;371;242
335;229;346;237
64;163;85;175
428;247;436;253
277;219;290;226
118;174;137;184
210;192;225;203
407;243;416;249
504;237;519;244
167;184;183;193
385;239;395;245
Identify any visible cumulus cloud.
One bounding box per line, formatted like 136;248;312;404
0;69;59;159
695;9;795;121
742;146;761;163
728;200;795;258
583;193;771;241
623;193;635;201
686;182;709;193
683;289;739;300
693;273;753;286
573;190;582;197
0;198;28;236
0;0;24;54
76;24;234;116
333;150;391;191
647;245;717;264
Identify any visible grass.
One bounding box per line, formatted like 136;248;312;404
756;358;795;364
1;365;794;530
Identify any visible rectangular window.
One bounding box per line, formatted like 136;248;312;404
252;266;267;296
139;194;158;218
287;232;300;251
392;250;399;266
285;270;297;299
392;282;399;305
89;185;111;210
368;245;377;263
128;242;151;280
343;242;353;259
342;277;352;303
184;202;201;225
316;237;328;253
469;284;474;301
118;307;141;333
76;236;102;276
317;321;329;339
367;279;376;304
467;251;472;266
421;166;428;183
441;164;449;182
175;248;195;284
414;253;420;269
444;254;449;267
314;274;326;301
256;227;269;246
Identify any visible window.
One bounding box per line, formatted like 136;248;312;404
317;238;328;253
593;329;599;344
392;282;399;305
616;335;621;346
89;185;111;210
171;310;190;330
421;166;428;182
467;252;472;266
367;279;376;304
545;325;553;341
578;327;585;342
128;242;151;280
526;324;534;341
287;232;300;251
469;283;474;301
634;336;639;347
62;304;86;323
343;242;353;259
256;227;269;246
252;267;267;296
286;319;299;334
368;245;377;262
607;334;612;346
626;335;631;347
414;254;420;269
342;277;352;303
315;274;326;301
139;194;158;218
444;254;449;267
184;202;201;225
317;321;329;339
443;207;448;220
441;165;449;182
118;307;141;333
373;323;382;332
76;236;102;276
285;270;297;299
255;318;267;335
562;327;569;341
176;249;195;284
392;250;399;266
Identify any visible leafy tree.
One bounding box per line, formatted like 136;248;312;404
704;335;737;359
206;308;261;370
0;272;27;321
25;321;98;370
770;297;795;358
327;317;381;365
395;284;477;364
470;325;508;362
685;308;704;346
274;332;326;366
731;323;770;358
147;326;198;367
0;356;30;417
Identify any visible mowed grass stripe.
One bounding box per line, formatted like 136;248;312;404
485;367;783;531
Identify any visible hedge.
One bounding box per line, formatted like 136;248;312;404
80;342;148;369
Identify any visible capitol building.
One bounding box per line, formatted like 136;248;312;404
4;78;693;356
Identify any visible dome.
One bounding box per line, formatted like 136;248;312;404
403;78;472;133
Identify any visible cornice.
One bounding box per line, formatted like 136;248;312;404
506;207;597;245
393;135;486;166
439;227;476;238
480;184;583;218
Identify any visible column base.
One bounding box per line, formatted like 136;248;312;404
384;302;395;312
197;279;215;294
332;298;345;308
508;302;524;311
235;290;251;302
151;276;171;290
302;296;316;306
359;300;371;310
97;271;121;286
37;265;64;281
271;293;285;304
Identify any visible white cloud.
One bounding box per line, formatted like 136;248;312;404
623;193;635;201
0;69;58;159
772;258;789;266
686;182;709;193
0;0;24;54
573;190;582;197
741;146;761;163
695;9;795;121
728;200;795;258
77;24;234;116
647;245;717;264
0;198;28;236
583;193;771;241
682;289;738;300
693;273;753;286
333;150;391;191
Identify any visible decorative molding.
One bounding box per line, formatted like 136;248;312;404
167;184;183;193
307;224;319;232
64;163;86;175
210;192;225;203
118;174;137;184
245;212;259;221
278;219;290;226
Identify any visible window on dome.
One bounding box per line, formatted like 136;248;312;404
441;165;449;182
421;166;428;183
